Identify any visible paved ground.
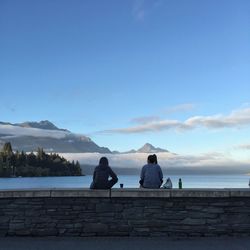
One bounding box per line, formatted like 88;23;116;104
0;237;250;250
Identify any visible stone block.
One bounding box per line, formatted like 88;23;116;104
181;218;206;225
74;223;83;228
84;223;108;233
9;223;25;230
15;230;31;236
32;229;58;236
96;203;115;213
0;217;9;223
230;189;250;197
202;207;224;213
51;189;110;198
111;189;171;198
171;189;230;198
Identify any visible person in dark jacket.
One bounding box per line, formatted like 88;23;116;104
90;157;118;189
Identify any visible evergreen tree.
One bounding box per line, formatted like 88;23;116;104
2;142;13;156
0;143;82;177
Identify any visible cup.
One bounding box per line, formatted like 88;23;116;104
120;183;124;188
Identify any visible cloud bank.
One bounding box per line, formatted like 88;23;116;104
235;144;250;150
0;124;71;139
164;103;195;114
100;107;250;134
61;151;250;174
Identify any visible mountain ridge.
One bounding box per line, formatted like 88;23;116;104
123;143;169;154
0;121;170;154
0;120;111;153
17;120;69;132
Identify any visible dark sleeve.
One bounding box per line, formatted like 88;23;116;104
109;167;118;182
90;168;97;189
93;168;97;181
140;166;145;185
158;165;163;183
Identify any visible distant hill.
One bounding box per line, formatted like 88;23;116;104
16;120;69;132
0;120;111;153
123;143;169;154
0;121;171;154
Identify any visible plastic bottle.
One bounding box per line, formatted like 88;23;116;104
178;178;182;189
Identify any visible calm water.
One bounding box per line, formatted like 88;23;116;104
0;175;249;189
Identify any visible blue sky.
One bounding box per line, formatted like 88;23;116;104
0;0;250;154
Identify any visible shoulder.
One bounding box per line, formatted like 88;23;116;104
156;164;162;169
108;166;114;172
141;164;149;172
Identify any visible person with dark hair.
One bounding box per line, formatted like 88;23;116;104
90;157;118;189
151;154;158;164
139;154;163;188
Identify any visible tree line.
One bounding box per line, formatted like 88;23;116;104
0;142;82;177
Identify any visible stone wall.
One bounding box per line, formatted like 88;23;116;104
0;188;250;237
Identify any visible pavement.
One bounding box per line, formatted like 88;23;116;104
0;237;250;250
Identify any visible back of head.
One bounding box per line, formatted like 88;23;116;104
147;155;154;164
99;157;109;168
147;154;158;164
152;154;158;164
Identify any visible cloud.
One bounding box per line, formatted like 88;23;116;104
234;144;250;150
164;103;195;114
132;0;162;21
61;151;250;174
0;124;71;139
129;103;195;126
185;107;250;129
132;0;146;21
100;120;181;134
131;116;161;124
99;107;250;134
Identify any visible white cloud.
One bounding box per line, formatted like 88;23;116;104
61;151;250;174
131;116;161;125
128;103;195;127
132;0;162;21
164;103;195;114
234;144;250;150
0;124;71;139
100;120;181;134
99;107;250;134
132;0;146;21
185;107;250;129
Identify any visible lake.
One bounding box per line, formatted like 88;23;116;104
0;174;249;189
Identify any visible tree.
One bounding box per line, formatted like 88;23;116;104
2;142;13;156
0;143;82;177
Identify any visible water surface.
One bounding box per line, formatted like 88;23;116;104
0;175;249;190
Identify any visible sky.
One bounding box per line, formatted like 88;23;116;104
1;0;250;159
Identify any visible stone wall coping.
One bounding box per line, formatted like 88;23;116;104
0;188;250;198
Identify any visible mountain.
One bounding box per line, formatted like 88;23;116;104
137;143;169;153
0;120;111;153
16;120;69;132
123;143;169;154
0;121;170;154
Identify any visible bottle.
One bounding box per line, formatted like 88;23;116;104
178;178;182;189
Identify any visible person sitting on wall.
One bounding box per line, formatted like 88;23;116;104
139;154;163;188
90;157;118;189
